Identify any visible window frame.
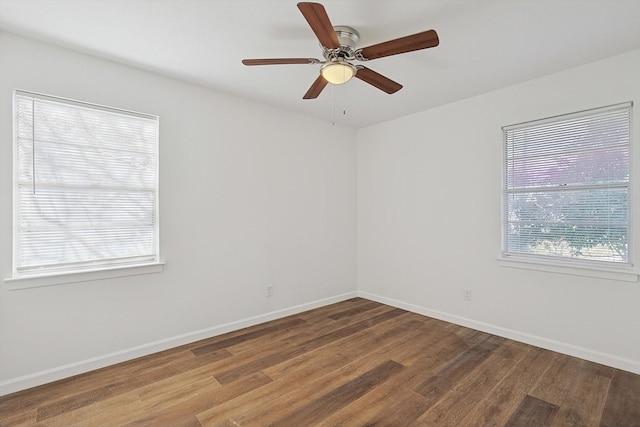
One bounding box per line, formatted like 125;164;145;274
8;90;162;285
500;102;635;279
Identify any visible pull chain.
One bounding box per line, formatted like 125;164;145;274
331;83;335;125
343;78;347;117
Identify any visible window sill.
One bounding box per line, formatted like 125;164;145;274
497;257;638;283
4;262;165;290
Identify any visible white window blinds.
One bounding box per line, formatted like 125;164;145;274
503;102;632;266
14;91;159;276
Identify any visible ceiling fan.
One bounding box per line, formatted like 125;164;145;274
242;2;439;99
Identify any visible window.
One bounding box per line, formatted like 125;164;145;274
13;90;159;278
502;102;632;267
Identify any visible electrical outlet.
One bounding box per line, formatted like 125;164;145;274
266;285;274;298
463;288;472;301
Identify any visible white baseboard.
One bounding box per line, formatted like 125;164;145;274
0;291;358;396
5;289;636;397
358;290;640;375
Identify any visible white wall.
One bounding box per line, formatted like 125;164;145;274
0;32;357;395
357;49;640;374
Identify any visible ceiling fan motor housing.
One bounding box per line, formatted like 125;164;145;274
323;26;360;60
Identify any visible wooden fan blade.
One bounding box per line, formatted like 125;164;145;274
297;2;340;49
303;75;328;99
355;67;402;94
242;58;318;66
358;30;439;60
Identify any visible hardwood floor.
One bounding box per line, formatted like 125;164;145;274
1;298;639;426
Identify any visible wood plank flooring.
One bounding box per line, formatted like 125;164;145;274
1;298;639;426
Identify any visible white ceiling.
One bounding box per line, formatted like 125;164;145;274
1;0;640;128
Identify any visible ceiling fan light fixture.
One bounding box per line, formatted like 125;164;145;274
320;61;356;84
242;3;439;99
